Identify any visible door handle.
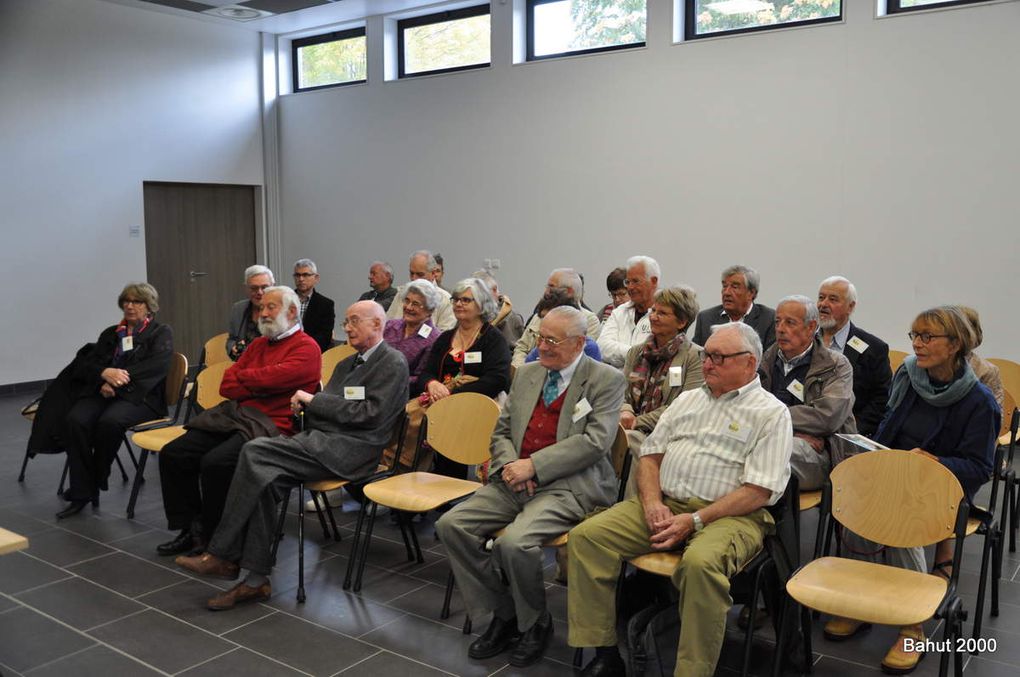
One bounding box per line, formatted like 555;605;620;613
189;271;208;282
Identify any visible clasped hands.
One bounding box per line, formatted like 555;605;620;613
100;368;131;398
501;458;537;496
643;500;696;551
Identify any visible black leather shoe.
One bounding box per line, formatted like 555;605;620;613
509;611;553;667
157;529;195;556
56;499;89;520
580;652;627;677
468;615;520;660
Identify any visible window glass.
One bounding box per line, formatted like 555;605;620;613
400;6;491;77
687;0;841;39
294;29;367;91
531;0;646;60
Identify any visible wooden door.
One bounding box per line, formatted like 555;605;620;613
144;182;258;366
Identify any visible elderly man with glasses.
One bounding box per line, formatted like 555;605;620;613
292;258;335;352
567;322;792;677
227;265;275;360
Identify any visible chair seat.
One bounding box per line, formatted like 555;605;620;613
629;551;683;577
799;490;822;512
307;478;350;492
131;426;187;453
0;527;29;556
363;473;481;513
999;431;1012;446
787;556;947;626
130;417;173;432
491;526;568;548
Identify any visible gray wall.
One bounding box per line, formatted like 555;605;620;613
0;0;263;384
278;0;1019;358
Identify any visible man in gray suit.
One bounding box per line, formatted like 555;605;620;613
176;301;409;610
691;264;776;350
437;306;625;667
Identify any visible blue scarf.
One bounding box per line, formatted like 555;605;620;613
888;354;978;410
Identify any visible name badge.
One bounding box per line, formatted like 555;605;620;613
572;397;593;423
847;336;869;354
723;421;750;442
464;351;482;364
668;366;683;388
344;386;365;400
121;335;133;352
418;324;433;339
786;379;805;402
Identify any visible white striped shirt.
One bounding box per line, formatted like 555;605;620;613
640;376;792;504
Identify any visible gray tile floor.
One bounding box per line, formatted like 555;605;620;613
2;392;1020;676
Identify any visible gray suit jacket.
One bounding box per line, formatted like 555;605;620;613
692;303;776;350
227;299;254;358
489;355;625;512
301;341;410;481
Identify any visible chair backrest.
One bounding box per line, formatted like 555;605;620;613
165;352;189;408
888;349;909;374
194;361;231;411
610;423;631;502
203;332;230;367
425;392;500;466
830;449;964;548
989;358;1020;412
321;344;357;386
1001;388;1017;440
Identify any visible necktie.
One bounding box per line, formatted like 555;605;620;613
353;355;365;368
543;370;561;406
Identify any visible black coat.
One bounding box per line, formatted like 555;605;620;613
840;322;892;437
692;303;776;350
302;289;336;352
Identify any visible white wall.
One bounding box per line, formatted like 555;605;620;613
0;0;263;384
277;0;1020;359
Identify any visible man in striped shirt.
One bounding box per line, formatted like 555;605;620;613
567;322;792;677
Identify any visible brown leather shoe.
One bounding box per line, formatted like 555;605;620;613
175;552;239;580
207;581;271;611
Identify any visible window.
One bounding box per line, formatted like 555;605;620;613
685;0;842;40
398;5;491;78
528;0;647;61
292;28;367;92
886;0;990;13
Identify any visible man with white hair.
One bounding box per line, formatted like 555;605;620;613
227;264;275;360
817;276;891;437
437;306;624;667
176;301;409;609
157;286;321;557
597;255;659;367
692;264;776;349
292;258;335;352
512;268;602;367
385;250;455;330
358;260;397;311
568;323;792;677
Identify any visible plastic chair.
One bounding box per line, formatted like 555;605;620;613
320;343;357;387
888;349;909;374
201;332;230;367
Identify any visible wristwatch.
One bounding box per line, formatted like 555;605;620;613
691;511;704;532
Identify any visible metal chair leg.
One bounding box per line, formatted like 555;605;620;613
343;499;369;590
270;488;291;561
125;449;149;518
321;492;342;541
311;492;331;540
113;451;129;483
354;502;380;592
297;483;306;603
58;458;69;496
17;448;32;482
441;569;455;620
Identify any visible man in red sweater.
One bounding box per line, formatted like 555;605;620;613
156;286;321;557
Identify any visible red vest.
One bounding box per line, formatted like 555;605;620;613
520;390;568;459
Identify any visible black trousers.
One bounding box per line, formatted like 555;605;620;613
64;395;156;501
158;429;246;536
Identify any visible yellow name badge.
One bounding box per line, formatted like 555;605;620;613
121;335;133;352
847;336;869;354
723;421;750;442
668;366;684;388
344;386;365;400
786;379;805;402
418;324;433;339
464;351;482;364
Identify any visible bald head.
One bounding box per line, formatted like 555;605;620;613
345;300;386;352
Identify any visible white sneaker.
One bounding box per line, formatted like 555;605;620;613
304;488;345;512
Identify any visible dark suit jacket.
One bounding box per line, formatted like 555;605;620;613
692;303;776;349
302;288;336;352
358;286;397;312
838;322;892;437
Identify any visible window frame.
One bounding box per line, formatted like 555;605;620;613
397;4;492;79
886;0;990;13
682;0;843;41
292;27;368;93
526;0;647;62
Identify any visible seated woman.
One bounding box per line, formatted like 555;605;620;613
826;305;1000;674
383;279;441;393
598;266;628;322
956;305;1005;411
619;286;705;496
419;277;511;479
524;289;601;363
55;283;174;518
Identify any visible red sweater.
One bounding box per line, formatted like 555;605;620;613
219;330;321;435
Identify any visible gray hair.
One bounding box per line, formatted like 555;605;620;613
546;306;587;338
244;264;275;285
118;282;159;314
293;259;317;274
263;285;300;317
626;255;661;281
819;275;858;304
472;270;499;296
721;265;759;296
405;279;441;312
549;268;583;300
411;250;440;272
372;261;394;282
777;295;820;325
710;322;763;366
453;278;499;322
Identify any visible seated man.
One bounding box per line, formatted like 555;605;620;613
386;250;455;330
692;264;776;349
762;295;856;490
474;270;525;346
175;301;408;609
157;286;321;556
512;268;602;368
358;260;397;311
817;276;891;437
568;323;792;677
227;265;274;360
597;255;659;367
292;258;336;352
436;306;624;667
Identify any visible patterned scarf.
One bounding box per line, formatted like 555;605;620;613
112;317;150;366
629;334;684;415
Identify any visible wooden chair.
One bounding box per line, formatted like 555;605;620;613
126;360;230;517
0;528;28;556
320;343;357;387
888;349;909;374
343;392;501;592
780;449;969;677
201;332;230;367
988;358;1020;412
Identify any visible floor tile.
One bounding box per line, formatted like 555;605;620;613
25;644;163;676
266;578;406;637
177;647;307;676
15;576;146;631
0;552;72;594
138;579;276;635
337;650;452;676
384;581;468;632
0;506;58;537
966;656;1020;676
0;607;95;673
52;510;155;544
20;529;115;568
87;609;234;674
67;551;189;598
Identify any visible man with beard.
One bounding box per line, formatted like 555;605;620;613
155;286;321;557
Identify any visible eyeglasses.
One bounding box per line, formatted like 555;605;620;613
247;285;270;293
293;272;316;279
536;335;575;347
403;299;425;310
451;296;475;305
122;299;146;306
701;350;751;365
908;331;949;344
342;317;363;328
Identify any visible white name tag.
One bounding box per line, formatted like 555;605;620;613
344;386;365;400
464;351;482;364
121;335;133;351
417;324;433;338
668;366;684;388
847;336;869;354
722;421;750;442
572;397;593;423
786;379;805;402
